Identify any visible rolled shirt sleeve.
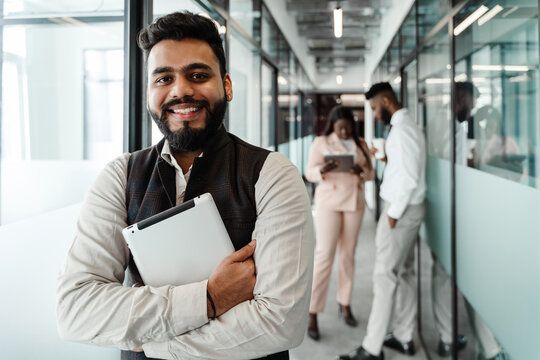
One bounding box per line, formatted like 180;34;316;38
56;154;209;350
143;152;315;359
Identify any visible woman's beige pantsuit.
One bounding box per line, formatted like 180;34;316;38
305;133;374;313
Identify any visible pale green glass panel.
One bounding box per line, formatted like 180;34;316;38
456;166;540;359
424;156;452;273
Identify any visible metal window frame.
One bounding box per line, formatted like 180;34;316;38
123;0;153;152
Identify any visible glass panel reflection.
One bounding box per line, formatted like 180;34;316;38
230;0;260;40
4;0;123;17
229;29;261;146
1;19;124;224
454;0;539;188
419;241;456;359
418;0;451;40
261;61;275;150
261;5;278;63
401;7;417;63
418;25;453;360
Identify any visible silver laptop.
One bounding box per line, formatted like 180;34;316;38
122;193;234;287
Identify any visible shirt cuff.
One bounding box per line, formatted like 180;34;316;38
387;202;407;220
143;341;170;359
170;279;209;335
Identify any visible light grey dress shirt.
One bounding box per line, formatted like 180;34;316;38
56;144;315;360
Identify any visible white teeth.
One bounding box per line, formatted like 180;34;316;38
172;107;200;114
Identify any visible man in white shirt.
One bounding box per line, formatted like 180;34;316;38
338;82;426;360
56;11;314;360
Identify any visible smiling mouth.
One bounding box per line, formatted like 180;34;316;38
168;106;202;114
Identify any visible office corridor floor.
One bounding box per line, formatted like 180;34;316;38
290;209;428;360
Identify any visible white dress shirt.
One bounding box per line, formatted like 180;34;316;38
56;144;315;359
379;108;426;219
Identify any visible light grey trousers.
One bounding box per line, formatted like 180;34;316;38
362;201;425;355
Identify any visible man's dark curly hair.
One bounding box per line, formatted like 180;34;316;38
137;11;227;77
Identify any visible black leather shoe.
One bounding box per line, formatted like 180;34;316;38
338;304;358;327
307;327;319;341
437;335;468;357
307;313;319;341
383;333;416;355
336;346;384;360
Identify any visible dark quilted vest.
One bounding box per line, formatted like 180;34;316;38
121;126;288;360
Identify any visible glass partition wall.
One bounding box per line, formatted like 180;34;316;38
0;1;315;358
372;1;540;359
0;2;124;225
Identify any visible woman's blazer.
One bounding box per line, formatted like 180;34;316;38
305;132;375;212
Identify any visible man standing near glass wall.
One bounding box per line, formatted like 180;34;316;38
56;11;314;360
338;82;426;360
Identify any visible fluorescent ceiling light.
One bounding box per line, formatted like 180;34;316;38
336;74;343;85
472;77;487;83
334;7;343;38
472;64;531;72
393;76;402;84
472;64;503;71
454;73;468;82
478;5;504;26
503;65;531;72
277;76;288;85
454;5;488;36
502;6;518;18
340;94;366;103
425;78;451;84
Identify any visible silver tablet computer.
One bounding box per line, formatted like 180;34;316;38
323;153;355;172
122;193;234;287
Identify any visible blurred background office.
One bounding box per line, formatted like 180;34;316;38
0;0;538;359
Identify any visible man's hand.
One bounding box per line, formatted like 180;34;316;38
207;239;257;318
388;216;397;229
370;145;387;162
320;160;338;175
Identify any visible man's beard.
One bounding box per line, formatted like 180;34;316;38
149;95;227;152
381;106;392;125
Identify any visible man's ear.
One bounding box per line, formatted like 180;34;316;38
224;74;233;101
381;95;390;108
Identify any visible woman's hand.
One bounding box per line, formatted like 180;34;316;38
320;160;338;175
349;164;364;176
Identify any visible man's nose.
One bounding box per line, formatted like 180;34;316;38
169;77;194;99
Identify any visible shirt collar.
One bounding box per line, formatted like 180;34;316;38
390;108;408;126
160;140;204;169
160;140;175;167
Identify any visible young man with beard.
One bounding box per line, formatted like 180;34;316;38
56;12;314;360
338;82;426;360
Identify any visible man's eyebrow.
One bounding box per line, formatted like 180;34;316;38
151;66;175;77
182;63;213;72
150;63;214;77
